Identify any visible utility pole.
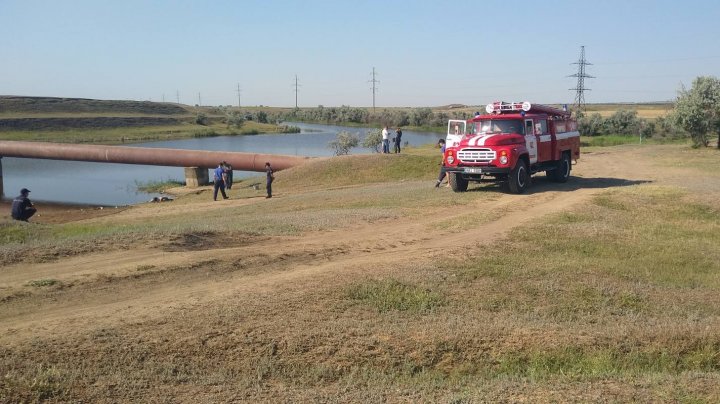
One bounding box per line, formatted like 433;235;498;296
369;67;380;113
236;83;242;108
292;75;300;108
568;45;594;118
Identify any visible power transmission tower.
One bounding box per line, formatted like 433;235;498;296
369;67;380;112
568;45;594;117
236;83;242;108
292;75;300;108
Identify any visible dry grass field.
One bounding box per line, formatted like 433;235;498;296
1;143;719;402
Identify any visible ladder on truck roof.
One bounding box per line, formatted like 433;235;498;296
485;101;570;118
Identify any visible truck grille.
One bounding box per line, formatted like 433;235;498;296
457;148;495;163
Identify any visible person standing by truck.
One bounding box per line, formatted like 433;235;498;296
435;139;447;188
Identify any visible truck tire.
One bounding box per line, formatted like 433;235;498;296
508;159;529;194
449;172;469;192
548;152;571;183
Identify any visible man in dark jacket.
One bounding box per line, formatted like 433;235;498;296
265;162;274;198
11;188;37;222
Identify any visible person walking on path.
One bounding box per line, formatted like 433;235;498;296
265;162;275;198
394;127;403;153
435;139;448;188
213;162;229;201
11;188;37;222
381;126;390;154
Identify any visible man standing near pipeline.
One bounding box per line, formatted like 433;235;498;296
213;162;229;201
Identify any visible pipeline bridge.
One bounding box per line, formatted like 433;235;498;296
0;140;313;195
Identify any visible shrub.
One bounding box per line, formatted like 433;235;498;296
195;112;208;126
226;111;244;128
328;131;359;155
362;128;382;153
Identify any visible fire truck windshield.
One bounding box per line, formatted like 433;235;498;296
471;119;525;135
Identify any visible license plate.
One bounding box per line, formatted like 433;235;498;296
464;167;482;174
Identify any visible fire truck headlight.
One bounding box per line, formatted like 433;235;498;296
499;155;508;165
447;156;455;164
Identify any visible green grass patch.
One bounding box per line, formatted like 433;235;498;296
135;179;184;193
581;135;688;147
0;223;34;244
26;279;60;287
347;279;446;312
443;184;720;321
278;152;440;191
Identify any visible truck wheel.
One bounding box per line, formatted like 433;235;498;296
548;152;571;183
449;172;468;192
508;160;529;194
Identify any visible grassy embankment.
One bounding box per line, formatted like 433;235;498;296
0;96;292;144
1;143;720;401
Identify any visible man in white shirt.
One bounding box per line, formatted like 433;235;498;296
381;126;390;153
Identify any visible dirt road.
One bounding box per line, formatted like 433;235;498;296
3;144;719;401
1;145;676;345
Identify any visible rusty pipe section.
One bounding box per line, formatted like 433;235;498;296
0;141;313;171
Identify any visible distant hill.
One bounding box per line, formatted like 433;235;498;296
0;96;190;115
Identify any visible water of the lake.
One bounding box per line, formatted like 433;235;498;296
1;123;443;205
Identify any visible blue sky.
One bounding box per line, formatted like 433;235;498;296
1;0;718;107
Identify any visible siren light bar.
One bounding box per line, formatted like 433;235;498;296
484;101;571;118
485;101;532;114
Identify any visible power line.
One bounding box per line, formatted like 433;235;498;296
369;67;380;112
568;45;595;117
292;75;300;108
236;83;242;108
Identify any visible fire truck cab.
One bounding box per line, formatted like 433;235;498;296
443;101;579;193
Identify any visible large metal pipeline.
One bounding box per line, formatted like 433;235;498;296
0;141;313;171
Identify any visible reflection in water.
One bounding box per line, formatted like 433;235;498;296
1;123;441;205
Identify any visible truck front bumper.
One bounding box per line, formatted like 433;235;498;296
443;166;510;176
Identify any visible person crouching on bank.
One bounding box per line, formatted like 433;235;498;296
11;188;37;222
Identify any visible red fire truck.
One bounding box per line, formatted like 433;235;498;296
443;101;579;193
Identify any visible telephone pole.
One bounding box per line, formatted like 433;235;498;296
292;75;300;108
369;67;380;112
568;45;594;117
236;83;242;108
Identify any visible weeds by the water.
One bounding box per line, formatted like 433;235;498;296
135;179;184;193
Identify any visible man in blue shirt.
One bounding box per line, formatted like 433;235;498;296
213;163;229;201
11;188;37;221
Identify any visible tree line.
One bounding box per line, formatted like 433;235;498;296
267;106;471;129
